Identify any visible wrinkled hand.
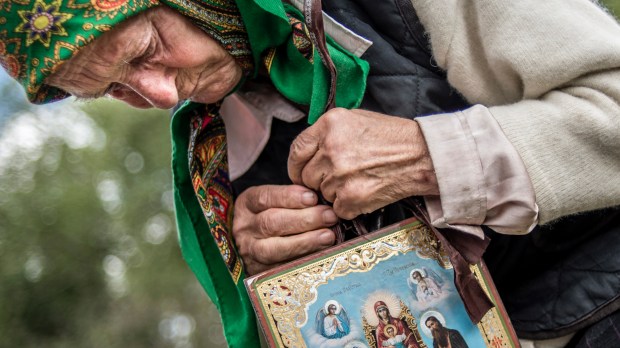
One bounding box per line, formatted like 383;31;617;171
232;184;338;275
288;108;439;220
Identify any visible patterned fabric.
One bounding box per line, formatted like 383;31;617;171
0;0;253;103
288;13;313;62
173;3;368;341
183;6;328;282
164;0;253;72
187;104;243;282
0;0;158;103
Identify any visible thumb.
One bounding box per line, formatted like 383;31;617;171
287;123;323;184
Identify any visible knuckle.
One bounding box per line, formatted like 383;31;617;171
342;181;363;200
246;262;265;276
245;263;257;276
341;210;357;220
336;189;353;205
239;186;258;207
232;218;248;242
337;157;353;172
254;242;277;265
236;237;249;258
231;223;242;240
333;199;357;220
301;169;317;190
257;213;276;237
237;234;256;263
323;107;344;122
301;211;316;228
242;185;257;198
235;191;249;209
248;241;261;262
303;231;328;254
233;200;244;216
322;137;336;154
322;191;336;203
289;136;308;160
256;188;271;210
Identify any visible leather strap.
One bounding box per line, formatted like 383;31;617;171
303;0;337;111
302;0;492;324
406;199;494;324
303;0;365;240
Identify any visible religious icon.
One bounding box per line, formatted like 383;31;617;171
245;219;519;348
315;300;351;339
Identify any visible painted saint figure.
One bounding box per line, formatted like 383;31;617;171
374;301;420;348
315;300;351;339
409;269;442;303
382;324;407;348
425;316;468;348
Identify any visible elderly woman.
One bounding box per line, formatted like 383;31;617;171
2;0;620;347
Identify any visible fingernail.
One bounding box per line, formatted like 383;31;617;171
302;192;316;206
319;231;335;246
322;209;338;225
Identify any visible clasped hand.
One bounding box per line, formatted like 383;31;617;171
233;108;439;275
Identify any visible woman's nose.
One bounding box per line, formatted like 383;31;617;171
125;68;179;109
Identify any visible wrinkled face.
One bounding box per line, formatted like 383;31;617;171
46;6;242;109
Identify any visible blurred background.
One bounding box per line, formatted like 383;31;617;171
0;2;618;347
0;69;227;348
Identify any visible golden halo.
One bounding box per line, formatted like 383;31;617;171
420;310;446;337
409;268;426;284
383;324;398;337
324;300;341;315
362;291;402;327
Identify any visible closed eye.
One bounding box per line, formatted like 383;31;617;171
103;83;122;96
129;28;159;66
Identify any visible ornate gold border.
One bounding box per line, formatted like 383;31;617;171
250;222;515;348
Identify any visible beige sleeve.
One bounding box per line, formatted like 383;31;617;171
412;0;620;224
418;106;538;236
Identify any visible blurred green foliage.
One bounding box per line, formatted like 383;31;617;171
0;83;226;347
607;0;620;15
0;2;619;348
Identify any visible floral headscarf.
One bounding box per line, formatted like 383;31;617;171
0;0;254;102
0;0;367;120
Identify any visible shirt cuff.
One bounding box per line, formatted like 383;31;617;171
416;105;538;236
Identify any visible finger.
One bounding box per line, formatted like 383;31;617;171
288;124;323;185
300;153;326;191
244;259;285;276
333;196;364;220
319;174;337;203
255;205;339;238
350;108;380;118
250;228;336;265
241;185;317;213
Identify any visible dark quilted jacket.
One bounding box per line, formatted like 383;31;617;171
233;0;620;339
